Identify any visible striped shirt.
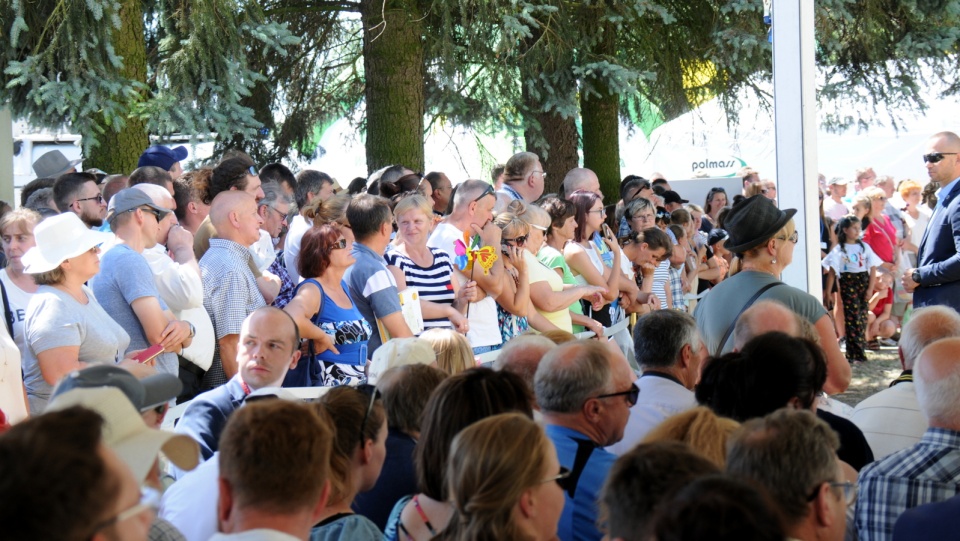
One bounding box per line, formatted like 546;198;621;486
385;247;456;330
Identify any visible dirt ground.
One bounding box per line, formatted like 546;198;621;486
831;343;903;407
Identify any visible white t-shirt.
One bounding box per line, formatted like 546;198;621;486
283;215;312;284
822;242;884;274
824;197;851;222
427;223;502;349
0;269;35;356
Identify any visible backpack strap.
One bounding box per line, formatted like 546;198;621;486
714;281;783;357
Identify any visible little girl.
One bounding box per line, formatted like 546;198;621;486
822;215;883;363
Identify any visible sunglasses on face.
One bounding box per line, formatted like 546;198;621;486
502;234;528;247
332;238;348;249
594;382;640;407
76;194;105;204
923;152;958;164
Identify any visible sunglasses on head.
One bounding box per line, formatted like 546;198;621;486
923;152;958;164
248;165;259;176
473;184;496;203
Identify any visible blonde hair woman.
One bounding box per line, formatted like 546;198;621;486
419;328;474;375
693;195;850;395
0;208;42;355
492;212;530;344
385;195;474;335
435;413;566;541
642;407;741;467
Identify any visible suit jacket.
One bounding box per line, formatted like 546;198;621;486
892;493;960;540
914;179;960;313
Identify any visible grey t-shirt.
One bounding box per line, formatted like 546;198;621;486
344;242;403;359
91;244;177;375
23;285;131;413
693;270;827;356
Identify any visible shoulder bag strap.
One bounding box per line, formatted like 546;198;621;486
714;281;783;357
0;279;13;338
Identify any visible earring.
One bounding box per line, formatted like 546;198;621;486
771;257;777;265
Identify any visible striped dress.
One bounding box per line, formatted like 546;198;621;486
384;247;457;331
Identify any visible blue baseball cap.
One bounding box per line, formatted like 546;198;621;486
137;145;188;171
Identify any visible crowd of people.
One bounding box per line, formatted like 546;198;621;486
2;129;960;541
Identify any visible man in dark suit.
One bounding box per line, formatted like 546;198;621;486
903;131;960;313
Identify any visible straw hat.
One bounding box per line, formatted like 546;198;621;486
21;213;114;274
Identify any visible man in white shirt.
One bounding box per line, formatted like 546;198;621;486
824;177;852;222
428;179;505;354
607;310;705;455
851;306;960;459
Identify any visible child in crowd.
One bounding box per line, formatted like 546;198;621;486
867;269;898;348
822;215;883;363
667;225;688;312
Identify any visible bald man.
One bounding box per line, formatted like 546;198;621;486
562;167;602;199
857;337;960;541
732;300;801;351
903;131;960;314
198;192;267;390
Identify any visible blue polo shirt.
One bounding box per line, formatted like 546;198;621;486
545;424;616;541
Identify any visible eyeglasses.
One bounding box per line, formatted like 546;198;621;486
356;383;382;445
89;488;159;535
807;481;857;507
531;170;547;178
632;212;655;223
76;193;105;204
775;231;799;244
588;208;606;216
332;237;348;249
502;234;529;247
263;205;288;223
594;383;640;407
541;466;575;494
923;152;958;164
473;184;496;203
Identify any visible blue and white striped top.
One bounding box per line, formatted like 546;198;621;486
384;247;457;331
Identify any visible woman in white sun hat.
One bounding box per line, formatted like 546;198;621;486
20;212;130;413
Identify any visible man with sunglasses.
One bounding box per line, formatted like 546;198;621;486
535;339;636;541
53;171;108;228
902;131;960;314
93;189;194;379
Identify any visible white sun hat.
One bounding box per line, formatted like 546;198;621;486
21;212;115;274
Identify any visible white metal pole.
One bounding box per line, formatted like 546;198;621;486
773;0;820;297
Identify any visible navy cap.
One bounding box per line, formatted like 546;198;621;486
137;145;188;171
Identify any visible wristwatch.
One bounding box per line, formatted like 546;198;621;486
187;321;196;338
912;269;921;285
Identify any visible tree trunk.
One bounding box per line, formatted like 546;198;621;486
86;0;149;174
525;111;579;195
360;0;425;174
580;18;620;201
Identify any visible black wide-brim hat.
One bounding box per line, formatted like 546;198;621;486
723;194;797;254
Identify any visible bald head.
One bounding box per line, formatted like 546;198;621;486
451;179;494;211
899;306;960;370
733;300;802;350
133;182;174;208
210;191;258;244
932;131;960;149
563;168;602;197
494;335;557;393
915;337;960;428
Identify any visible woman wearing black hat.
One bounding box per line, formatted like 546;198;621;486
692;195;851;395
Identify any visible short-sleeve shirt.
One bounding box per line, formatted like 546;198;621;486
864;216;897;264
200;239;266;389
525;250;573;332
693;270;827;356
822;242;884;274
384;247;456;331
427;223;502;349
22;285;131;412
92;244;176;375
344;242;403;358
0;268;35;356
